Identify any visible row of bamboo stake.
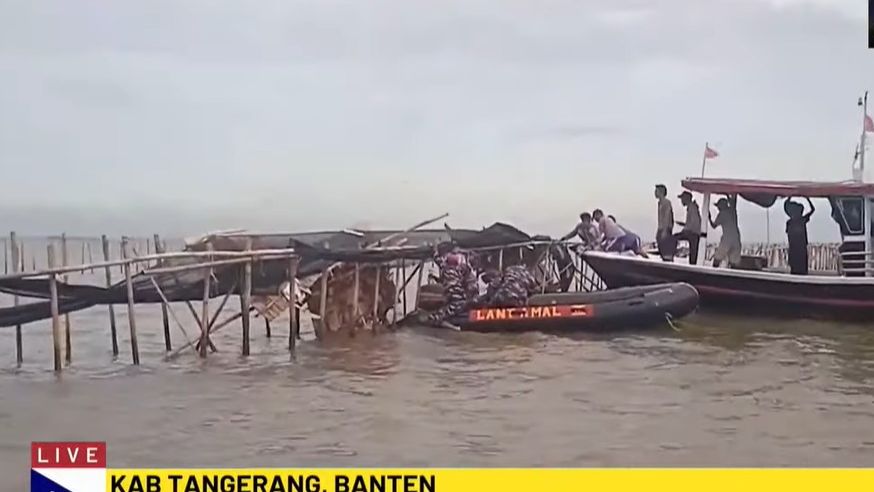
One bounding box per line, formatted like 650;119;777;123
2;233;606;372
3;231;302;372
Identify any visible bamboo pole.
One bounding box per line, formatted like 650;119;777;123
351;263;360;335
318;267;329;337
168;312;242;360
19;241;25;272
288;257;299;351
87;240;94;272
415;260;424;309
195;282;235;353
47;244;62;372
10;232;22;365
60;233;71;364
101;235;119;356
373;265;382;327
401;259;407;317
0;248;294;281
121;238;140;365
199;245;213;358
241;239;252;356
392;261;400;326
2;238;6;274
148;277;198;358
154;234;172;351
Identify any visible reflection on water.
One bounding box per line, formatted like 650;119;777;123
2;301;874;489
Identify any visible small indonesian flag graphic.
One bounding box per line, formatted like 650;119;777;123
31;442;106;492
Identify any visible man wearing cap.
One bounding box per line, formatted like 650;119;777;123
674;191;702;264
710;195;742;268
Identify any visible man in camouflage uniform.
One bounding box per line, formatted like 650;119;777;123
491;265;538;307
428;252;473;325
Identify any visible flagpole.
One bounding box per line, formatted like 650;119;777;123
861;92;868;181
701;141;708;178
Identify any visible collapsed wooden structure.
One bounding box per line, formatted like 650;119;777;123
0;217;606;372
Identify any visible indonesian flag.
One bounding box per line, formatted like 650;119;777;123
704;144;719;159
865;114;874;133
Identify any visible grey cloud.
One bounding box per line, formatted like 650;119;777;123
0;0;871;241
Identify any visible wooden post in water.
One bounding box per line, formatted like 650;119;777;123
101;235;119;356
154;234;172;351
121;238;140;365
318;268;329;337
351;263;360;336
47;244;62;372
240;239;253;356
373;265;382;329
19;241;26;272
199;245;213;358
401;259;407;317
415;260;425;309
3;238;6;274
60;233;71;364
288;256;299;351
391;261;400;326
10;232;22;365
87;241;94;272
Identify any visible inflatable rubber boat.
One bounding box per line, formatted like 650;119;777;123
443;283;699;332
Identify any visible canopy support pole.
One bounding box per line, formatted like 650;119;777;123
698;192;711;266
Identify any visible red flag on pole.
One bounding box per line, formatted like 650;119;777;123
704;144;719;159
865;114;874;133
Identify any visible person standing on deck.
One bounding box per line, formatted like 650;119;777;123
654;184;676;261
674;191;702;264
710;196;742;268
784;197;815;275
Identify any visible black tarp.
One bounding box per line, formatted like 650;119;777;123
0;223;554;328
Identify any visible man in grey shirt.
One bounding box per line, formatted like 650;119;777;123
674;191;702;264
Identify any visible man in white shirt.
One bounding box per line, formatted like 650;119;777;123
673;191;702;264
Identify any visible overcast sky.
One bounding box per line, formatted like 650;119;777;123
0;0;872;241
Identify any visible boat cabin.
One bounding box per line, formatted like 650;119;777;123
680;178;874;277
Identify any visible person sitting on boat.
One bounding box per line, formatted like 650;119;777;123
673;191;702;264
654;184;676;261
474;269;504;307
784;197;815;275
427;253;471;327
592;209;646;257
710;196;741;268
561;212;601;250
490;265;538;307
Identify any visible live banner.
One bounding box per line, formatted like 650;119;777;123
105;469;874;492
